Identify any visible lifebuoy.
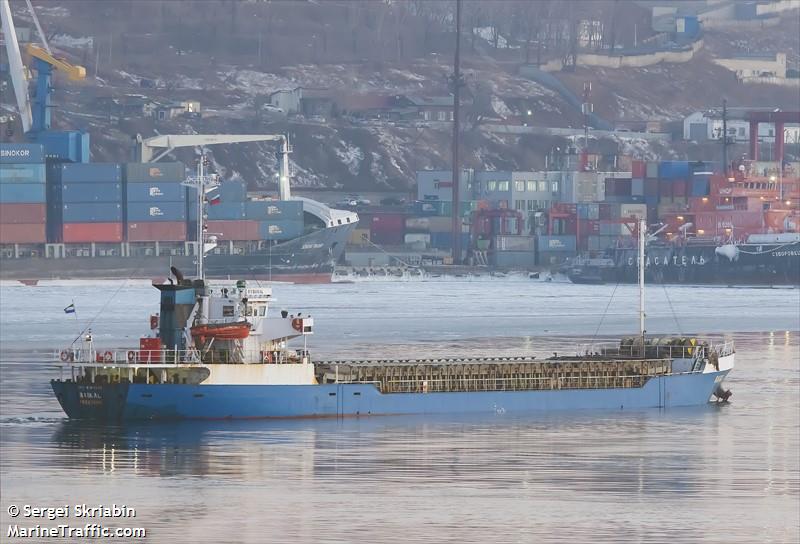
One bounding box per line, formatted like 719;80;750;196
103;351;114;363
291;318;303;332
60;350;70;362
127;350;136;363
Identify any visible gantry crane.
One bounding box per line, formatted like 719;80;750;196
1;0;87;159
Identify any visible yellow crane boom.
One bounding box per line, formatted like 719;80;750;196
26;43;86;80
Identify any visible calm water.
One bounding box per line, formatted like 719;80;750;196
1;280;798;543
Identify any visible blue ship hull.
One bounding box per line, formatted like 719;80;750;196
52;370;729;421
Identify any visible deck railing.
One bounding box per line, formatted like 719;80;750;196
370;374;652;393
54;347;310;366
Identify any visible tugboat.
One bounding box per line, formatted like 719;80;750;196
51;215;735;420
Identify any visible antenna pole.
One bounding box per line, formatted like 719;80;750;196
450;0;462;264
197;156;204;280
638;218;646;350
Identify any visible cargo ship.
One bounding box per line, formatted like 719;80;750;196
50;219;735;421
0;142;358;283
565;165;800;285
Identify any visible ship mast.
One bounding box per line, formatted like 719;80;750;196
638;218;646;349
184;153;218;280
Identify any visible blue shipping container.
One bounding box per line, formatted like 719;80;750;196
258;220;304;241
125;163;185;183
246;200;303;220
430;232;469;249
0;163;46;184
62;183;122;203
0;143;44;164
127;202;187;222
537;235;576;253
632;178;644;196
216;181;247;202
60;163;122;183
0;183;46;203
691;176;710;197
126;183;187;202
658;161;690;179
62;202;123;223
207;202;246;220
38;131;89;163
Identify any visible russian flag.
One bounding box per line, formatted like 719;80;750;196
208;194;221;206
63;303;76;314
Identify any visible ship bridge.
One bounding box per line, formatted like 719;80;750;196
292;196;359;228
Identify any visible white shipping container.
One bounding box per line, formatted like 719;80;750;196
494;235;535;251
404;233;431;245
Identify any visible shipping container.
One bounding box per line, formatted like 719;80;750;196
125;162;185;183
206;220;260;241
370;213;405;234
0;183;46;203
62;203;123;223
644;178;659;196
404;232;431;245
492;250;536;268
537;235;576;252
0;222;46;243
632;160;646;179
60;163;122;183
673;179;688;198
62;222;124;243
258;219;304;241
348;228;371;246
207;202;246;220
127;201;187;222
691;175;710;197
632;178;644;196
429;232;469;249
405;216;453;232
0;143;44;164
37;131;89;163
0;163;46;184
494;235;535;251
216;180;248;202
246;200;303;220
645;161;659;179
413;200;444;216
658;161;690;179
126;182;187;202
577;203;600;220
61;182;122;203
126;221;187;242
369;229;404;246
0;203;47;224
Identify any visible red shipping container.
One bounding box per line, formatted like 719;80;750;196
127;221;187;242
673;179;688;197
370;213;405;234
0;222;46;243
659;181;672;198
0;203;47;224
62;222;124;243
632;160;646;179
206;220;259;241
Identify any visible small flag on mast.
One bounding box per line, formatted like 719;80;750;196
208;194;221;206
63;303;76;314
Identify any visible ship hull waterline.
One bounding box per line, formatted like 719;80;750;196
52;370;730;421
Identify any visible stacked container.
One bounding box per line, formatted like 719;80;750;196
245;200;304;242
124;162;187;242
0;143;47;244
202;180;258;241
52;163;124;243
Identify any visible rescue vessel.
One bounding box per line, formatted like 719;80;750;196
49;170;735;421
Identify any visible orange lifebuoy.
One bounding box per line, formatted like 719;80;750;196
291;318;303;332
60;350;70;362
103;351;114;363
127;350;136;363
